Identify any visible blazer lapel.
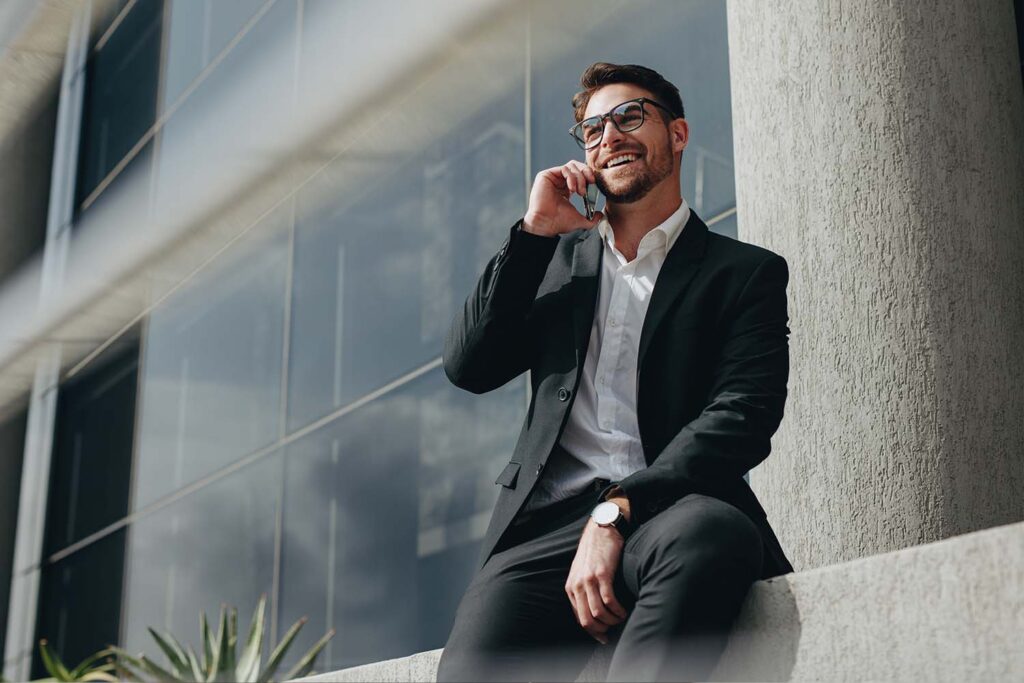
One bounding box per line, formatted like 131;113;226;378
570;229;603;363
637;210;710;371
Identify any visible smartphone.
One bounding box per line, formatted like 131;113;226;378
583;182;601;220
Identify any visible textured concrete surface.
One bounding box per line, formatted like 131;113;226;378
727;0;1024;570
293;521;1024;682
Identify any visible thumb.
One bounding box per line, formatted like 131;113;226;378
588;210;605;227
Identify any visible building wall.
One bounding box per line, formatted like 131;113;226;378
0;93;56;289
13;0;1020;677
12;1;743;676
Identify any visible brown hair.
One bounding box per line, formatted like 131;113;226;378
572;62;685;124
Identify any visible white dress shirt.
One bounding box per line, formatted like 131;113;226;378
523;197;692;512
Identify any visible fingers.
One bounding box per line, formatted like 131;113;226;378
583;585;615;645
566;577;626;645
560;161;596;198
599;582;628;621
574;585;611;644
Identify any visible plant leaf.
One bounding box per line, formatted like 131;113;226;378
255;617;307;683
67;647;118;679
139;653;187;682
147;627;190;675
235;596;266;683
206;605;228;682
200;612;213;674
280;628;335;682
185;645;205;682
39;639;73;681
104;645;152;682
224;605;237;674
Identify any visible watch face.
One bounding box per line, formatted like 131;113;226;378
592;501;620;525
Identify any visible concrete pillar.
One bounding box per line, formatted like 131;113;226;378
727;0;1024;570
3;2;88;679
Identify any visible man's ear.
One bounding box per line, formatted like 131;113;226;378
671;118;689;155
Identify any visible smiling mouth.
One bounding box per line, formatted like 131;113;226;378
603;153;641;170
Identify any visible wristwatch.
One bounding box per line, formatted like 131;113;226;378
590;501;636;540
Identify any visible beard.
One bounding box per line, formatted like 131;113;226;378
595;134;674;204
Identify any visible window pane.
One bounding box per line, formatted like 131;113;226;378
120;453;279;656
31;530;126;680
286;3;526;431
162;0;269;109
152;0;296;224
0;408;28;664
529;0;737;237
131;204;289;510
43;337;139;555
277;368;525;671
74;0;164;216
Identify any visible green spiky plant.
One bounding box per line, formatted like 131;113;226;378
111;594;335;682
26;640;119;682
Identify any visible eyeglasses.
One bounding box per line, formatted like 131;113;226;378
569;97;677;150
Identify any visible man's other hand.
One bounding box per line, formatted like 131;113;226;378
565;519;629;644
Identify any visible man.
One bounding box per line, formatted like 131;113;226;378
438;62;794;683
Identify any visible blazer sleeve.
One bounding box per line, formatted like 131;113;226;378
613;253;791;524
443;219;560;394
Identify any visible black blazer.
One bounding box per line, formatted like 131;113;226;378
443;209;794;579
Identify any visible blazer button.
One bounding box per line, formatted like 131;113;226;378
557;387;570;401
536;463;545;475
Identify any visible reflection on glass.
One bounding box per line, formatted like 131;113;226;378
153;0;296;226
706;208;738;239
131;204;289;510
162;0;270;110
277;368;524;671
529;0;736;236
120;453;279;656
32;530;126;680
287;20;526;430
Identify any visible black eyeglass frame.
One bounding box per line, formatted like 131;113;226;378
569;97;679;150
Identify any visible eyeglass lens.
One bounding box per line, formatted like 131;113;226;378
577;101;646;148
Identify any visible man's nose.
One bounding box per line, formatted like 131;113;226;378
601;118;626;146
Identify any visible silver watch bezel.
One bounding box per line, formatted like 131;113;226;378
591;500;622;526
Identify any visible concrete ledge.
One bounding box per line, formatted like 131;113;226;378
294;520;1024;682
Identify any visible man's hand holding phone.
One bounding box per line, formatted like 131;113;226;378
523;161;604;237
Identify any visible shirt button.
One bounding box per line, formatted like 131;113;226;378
557;387;570;401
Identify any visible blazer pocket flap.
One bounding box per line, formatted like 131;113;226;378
494;461;521;489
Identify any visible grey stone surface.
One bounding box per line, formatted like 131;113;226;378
709;520;1024;681
293;521;1024;682
727;0;1024;570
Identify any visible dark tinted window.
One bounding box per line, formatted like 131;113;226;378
0;407;28;664
73;0;164;218
42;334;139;556
31;530;126;679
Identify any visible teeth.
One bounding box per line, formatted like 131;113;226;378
606;154;637;168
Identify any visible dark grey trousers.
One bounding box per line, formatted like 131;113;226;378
437;483;764;683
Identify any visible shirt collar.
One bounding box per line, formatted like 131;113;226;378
597;196;691;257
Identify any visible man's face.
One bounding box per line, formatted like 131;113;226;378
583;83;681;204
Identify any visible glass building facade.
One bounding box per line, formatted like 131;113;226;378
22;0;739;676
